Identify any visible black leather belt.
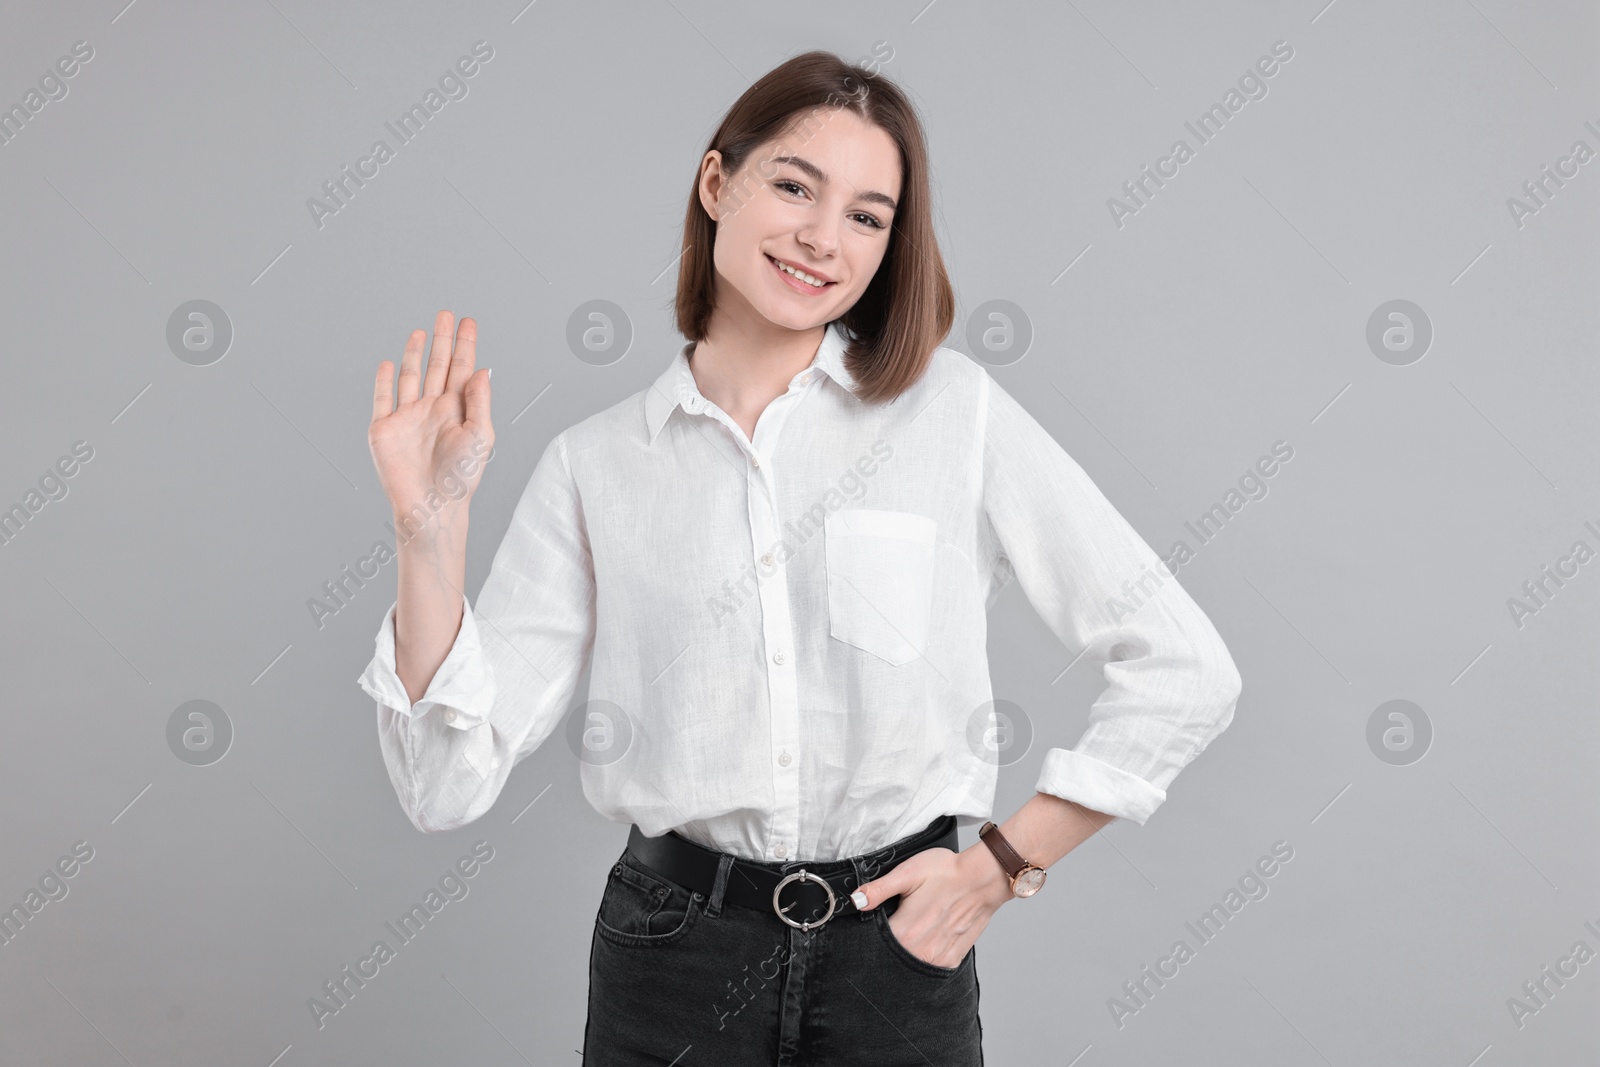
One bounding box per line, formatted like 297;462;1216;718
625;815;959;931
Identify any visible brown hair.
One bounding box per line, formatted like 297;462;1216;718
673;50;954;406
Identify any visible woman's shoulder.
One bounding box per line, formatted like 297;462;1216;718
546;373;679;466
893;339;995;411
927;340;993;383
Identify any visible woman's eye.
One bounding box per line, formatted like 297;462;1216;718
774;179;882;230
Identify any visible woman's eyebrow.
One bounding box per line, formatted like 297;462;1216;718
769;155;898;211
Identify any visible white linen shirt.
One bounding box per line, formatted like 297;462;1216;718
356;319;1242;861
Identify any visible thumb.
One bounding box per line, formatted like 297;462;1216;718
463;366;494;435
851;867;914;911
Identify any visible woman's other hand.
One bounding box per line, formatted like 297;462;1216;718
369;310;494;527
851;845;1015;970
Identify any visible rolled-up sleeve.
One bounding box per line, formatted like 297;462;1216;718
355;431;597;833
979;372;1242;825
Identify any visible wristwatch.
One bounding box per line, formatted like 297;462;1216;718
978;821;1047;898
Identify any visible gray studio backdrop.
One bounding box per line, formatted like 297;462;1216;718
2;1;1596;1064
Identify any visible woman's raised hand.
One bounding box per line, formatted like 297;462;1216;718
368;310;495;527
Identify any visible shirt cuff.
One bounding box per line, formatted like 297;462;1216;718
1035;748;1168;825
355;593;496;730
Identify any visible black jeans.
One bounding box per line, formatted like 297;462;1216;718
581;815;984;1065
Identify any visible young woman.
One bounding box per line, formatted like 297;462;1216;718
358;50;1241;1065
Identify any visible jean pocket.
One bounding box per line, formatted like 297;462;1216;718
873;899;968;979
594;851;703;947
824;509;938;666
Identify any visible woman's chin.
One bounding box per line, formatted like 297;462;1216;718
747;296;836;332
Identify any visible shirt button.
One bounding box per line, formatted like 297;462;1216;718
778;751;791;766
774;845;788;859
444;709;457;724
761;552;774;567
751;455;761;468
773;650;786;665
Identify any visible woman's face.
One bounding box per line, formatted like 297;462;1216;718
700;108;902;332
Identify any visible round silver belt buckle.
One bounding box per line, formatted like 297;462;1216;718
772;869;836;930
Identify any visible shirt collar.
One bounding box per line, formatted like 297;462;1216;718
644;320;856;444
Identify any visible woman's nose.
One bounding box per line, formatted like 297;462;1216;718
795;227;838;258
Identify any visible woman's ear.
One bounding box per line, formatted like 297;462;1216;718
698;150;725;222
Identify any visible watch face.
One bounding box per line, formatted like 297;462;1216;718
1014;867;1046;897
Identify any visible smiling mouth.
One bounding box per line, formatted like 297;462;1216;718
766;253;836;289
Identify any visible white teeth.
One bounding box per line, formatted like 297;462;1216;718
769;255;827;287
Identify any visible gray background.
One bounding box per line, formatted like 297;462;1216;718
2;0;1596;1063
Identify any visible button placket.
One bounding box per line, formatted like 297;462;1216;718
749;389;804;862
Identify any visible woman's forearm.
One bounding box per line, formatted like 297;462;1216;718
983;792;1117;885
392;508;470;707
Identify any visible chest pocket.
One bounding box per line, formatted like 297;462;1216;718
824;509;938;666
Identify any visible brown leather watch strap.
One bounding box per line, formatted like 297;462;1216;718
979;820;1026;878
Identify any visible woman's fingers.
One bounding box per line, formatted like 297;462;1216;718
422;309;455;398
372;360;395;424
397;328;426;405
444;316;478;396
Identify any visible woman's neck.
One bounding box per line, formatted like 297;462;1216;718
688;318;827;439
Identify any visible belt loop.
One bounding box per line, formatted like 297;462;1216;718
705;852;735;919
